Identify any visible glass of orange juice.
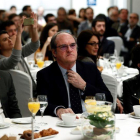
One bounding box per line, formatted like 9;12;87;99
28;98;40;138
35;52;44;68
85;96;97;105
37;60;44;68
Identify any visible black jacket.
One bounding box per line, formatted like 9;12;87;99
0;70;22;118
123;74;140;113
37;61;113;116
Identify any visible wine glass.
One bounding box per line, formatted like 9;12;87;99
37;95;48;125
28;98;40;138
95;93;106;101
35;52;44;68
85;96;96;105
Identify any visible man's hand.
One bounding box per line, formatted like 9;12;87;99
30;12;38;29
56;108;74;119
117;99;123;113
67;70;86;90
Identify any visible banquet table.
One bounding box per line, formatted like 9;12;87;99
0;114;140;140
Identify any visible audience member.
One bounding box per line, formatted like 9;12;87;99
78;8;86;20
9;6;17;14
56;7;73;34
0;13;40;97
37;6;46;27
37;31;113;118
77;30;123;112
8;14;20;28
44;13;57;24
0;70;22;118
123;45;140;113
38;23;58;61
119;13;140;66
92;18;115;56
22;5;32;16
1;11;10;21
108;8;119;24
112;9;128;32
77;7;94;35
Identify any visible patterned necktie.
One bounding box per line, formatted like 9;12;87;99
69;83;82;114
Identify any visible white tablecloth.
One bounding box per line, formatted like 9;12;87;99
0;115;140;140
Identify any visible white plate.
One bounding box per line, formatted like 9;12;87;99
20;134;57;140
129;113;140;119
0;123;10;129
56;120;81;127
12;118;31;124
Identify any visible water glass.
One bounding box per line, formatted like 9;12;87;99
95;93;106;101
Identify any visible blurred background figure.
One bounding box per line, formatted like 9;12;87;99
9;5;17;14
22;5;32;16
8;13;20;28
56;7;73;34
44;13;56;24
79;8;86;20
37;6;46;27
36;23;58;61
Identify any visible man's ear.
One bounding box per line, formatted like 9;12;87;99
137;63;140;68
52;49;57;58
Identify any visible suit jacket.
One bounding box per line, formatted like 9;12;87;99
120;25;140;51
123;74;140;113
37;61;113;116
99;38;115;56
77;20;92;35
0;70;22;118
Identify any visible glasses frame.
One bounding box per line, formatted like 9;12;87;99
87;42;100;47
57;43;77;51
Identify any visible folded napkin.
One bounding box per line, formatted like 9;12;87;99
124;68;139;74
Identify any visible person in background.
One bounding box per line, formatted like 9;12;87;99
0;70;22;118
77;30;123;113
22;5;32;16
37;6;46;27
8;14;20;28
112;9;129;32
37;23;58;61
92;18;115;56
9;6;17;14
44;13;57;24
79;8;86;20
77;7;94;35
56;7;73;34
123;45;140;113
37;31;113;118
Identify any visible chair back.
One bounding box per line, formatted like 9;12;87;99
101;73;118;112
9;70;32;117
107;36;123;56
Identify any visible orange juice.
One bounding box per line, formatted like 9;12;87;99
37;60;44;68
116;62;122;69
28;102;40;114
85;99;97;105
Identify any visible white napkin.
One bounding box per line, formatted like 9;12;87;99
124;68;139;74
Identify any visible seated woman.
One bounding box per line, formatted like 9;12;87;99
36;23;58;61
77;30;123;113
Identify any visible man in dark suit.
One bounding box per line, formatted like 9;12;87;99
0;70;21;118
123;45;140;113
92;18;115;56
37;31;113;118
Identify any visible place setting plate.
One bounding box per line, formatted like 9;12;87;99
0;123;10;129
12;118;31;124
129;112;140;119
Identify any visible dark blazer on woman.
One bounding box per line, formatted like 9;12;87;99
37;61;113;116
0;70;21;118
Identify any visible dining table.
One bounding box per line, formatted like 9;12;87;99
0;114;140;140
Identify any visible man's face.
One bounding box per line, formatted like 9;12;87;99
119;9;128;21
129;13;138;26
57;10;66;22
85;8;93;21
48;16;57;23
26;6;32;16
0;33;13;51
5;25;17;37
52;33;77;67
12;16;20;27
110;10;119;22
93;21;106;36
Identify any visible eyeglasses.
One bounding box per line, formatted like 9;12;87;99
87;42;100;47
57;43;77;51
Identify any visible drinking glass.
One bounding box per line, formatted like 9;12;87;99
28;98;40;139
95;93;106;101
37;95;48;125
35;52;44;68
85;96;96;105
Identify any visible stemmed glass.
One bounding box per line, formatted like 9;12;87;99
35;52;44;68
37;95;48;125
28;98;40;139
